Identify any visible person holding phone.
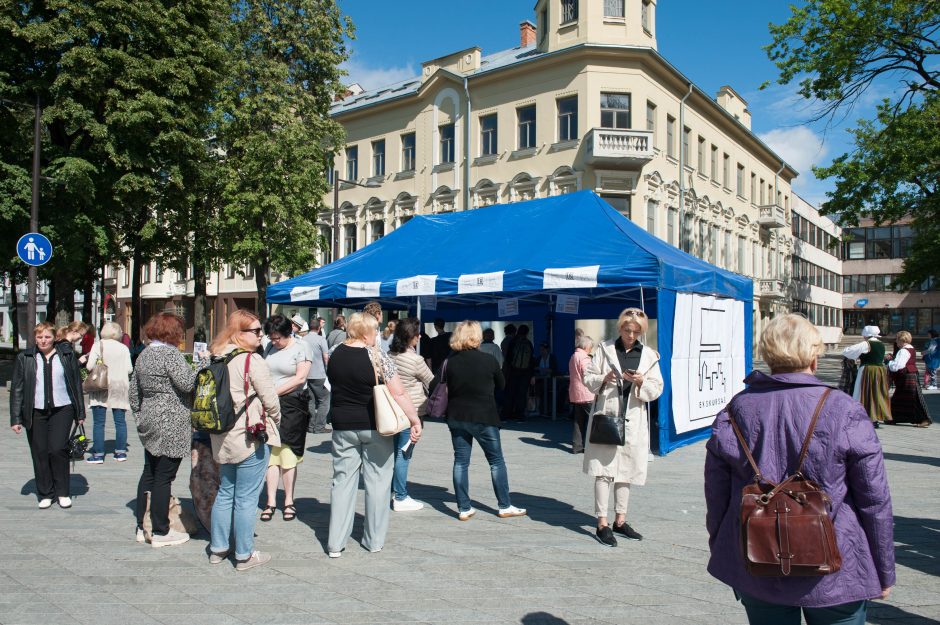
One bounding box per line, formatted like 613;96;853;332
582;308;663;547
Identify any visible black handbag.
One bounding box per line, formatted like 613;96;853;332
588;348;628;446
68;422;89;460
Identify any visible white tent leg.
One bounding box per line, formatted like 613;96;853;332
639;286;654;461
416;296;422;357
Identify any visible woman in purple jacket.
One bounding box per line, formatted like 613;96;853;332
705;314;895;625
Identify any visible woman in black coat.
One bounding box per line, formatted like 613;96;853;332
10;322;86;509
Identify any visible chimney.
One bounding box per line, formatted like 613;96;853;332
520;20;536;47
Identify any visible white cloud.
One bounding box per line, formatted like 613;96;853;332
758;126;828;177
341;59;417;91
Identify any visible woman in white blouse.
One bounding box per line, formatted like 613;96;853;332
85;322;133;463
887;330;931;427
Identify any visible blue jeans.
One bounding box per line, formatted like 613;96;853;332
91;405;127;456
210;444;270;560
738;592;867;625
448;420;511;512
392;429;413;501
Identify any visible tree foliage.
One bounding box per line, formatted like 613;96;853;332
767;0;939;287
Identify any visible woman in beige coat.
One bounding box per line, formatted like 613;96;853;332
583;308;663;547
207;310;282;571
85;322;133;463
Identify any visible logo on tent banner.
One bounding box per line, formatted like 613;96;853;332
290;286;321;302
347;281;381;298
458;271;504;294
396;275;437;296
543;265;599;289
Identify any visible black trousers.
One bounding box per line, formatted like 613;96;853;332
27;406;75;499
503;371;531;419
572;402;591;452
136;450;182;536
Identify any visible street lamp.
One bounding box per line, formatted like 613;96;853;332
331;170;380;263
1;95;42;348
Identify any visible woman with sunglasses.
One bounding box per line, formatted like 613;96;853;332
582;307;663;547
206;310;282;570
260;314;311;522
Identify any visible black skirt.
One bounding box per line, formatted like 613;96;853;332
278;390;311;457
890;372;931;425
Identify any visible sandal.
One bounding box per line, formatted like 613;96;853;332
283;504;296;521
260;505;275;522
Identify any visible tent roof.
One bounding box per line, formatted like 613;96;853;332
266;191;753;308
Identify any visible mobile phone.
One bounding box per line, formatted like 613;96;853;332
625;369;637;375
401;439;415;460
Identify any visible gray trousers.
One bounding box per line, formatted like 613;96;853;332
328;429;394;553
307;378;331;431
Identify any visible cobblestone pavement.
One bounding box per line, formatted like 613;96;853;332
0;357;937;625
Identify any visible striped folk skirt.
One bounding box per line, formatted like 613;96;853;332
855;365;892;423
890;371;932;426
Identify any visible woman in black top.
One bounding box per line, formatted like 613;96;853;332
435;320;526;521
10;322;86;509
325;312;420;557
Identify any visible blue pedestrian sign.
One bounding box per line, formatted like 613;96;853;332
17;232;53;267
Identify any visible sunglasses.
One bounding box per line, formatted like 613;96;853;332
244;328;263;336
623;309;647;317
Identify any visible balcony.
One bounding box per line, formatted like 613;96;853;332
586;128;654;166
757;203;787;228
758;279;786;301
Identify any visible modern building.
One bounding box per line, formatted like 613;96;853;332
323;0;797;337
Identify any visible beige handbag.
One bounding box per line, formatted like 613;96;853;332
369;348;410;436
83;343;109;393
141;493;199;541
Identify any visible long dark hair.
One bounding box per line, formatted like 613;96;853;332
390;317;421;354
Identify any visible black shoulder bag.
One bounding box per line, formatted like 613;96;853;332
588;347;627;446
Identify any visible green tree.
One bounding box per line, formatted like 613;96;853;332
767;0;939;287
215;0;352;317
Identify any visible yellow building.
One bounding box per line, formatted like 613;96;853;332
326;0;795;332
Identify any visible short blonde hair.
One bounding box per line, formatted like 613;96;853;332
618;307;648;334
759;314;824;373
345;312;378;342
100;322;123;341
896;330;912;345
450;320;482;351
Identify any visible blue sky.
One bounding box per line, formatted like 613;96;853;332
337;1;871;208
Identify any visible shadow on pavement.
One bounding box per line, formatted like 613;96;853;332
521;612;569;624
867;603;940;625
883;451;940;469
20;473;89;497
894;516;940;578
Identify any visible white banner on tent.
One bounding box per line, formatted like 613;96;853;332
543;265;599;289
396;275;437;296
419;295;437;310
498;298;519;317
458;271;504;294
671;293;746;434
346;281;381;298
290;286;320;302
555;294;580;314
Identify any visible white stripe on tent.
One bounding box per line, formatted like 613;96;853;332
290;286;320;302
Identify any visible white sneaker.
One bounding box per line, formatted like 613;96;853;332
57;497;72;509
497;505;527;518
151;529;190;548
328;551;343;559
392;496;425;512
38;498;53;509
458;507;477;521
235;551;270;571
927;385;938;390
135;528;147;543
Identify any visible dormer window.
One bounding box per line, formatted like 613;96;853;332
604;0;624;18
561;0;577;24
642;0;652;33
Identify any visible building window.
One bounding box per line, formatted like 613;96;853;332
439;123;455;164
122;265;130;288
641;0;651;32
645;101;656;143
601;194;630;218
722;153;730;188
750;172;757;202
371;220;384;243
600;93;630;129
480;113;498;156
371;139;385;177
517;105;536;149
539;8;548;45
561;0;578;24
682;127;690;169
244;264;254;279
711;145;718;182
666;115;676;159
697;136;705;172
155;264;164;282
723;230;731;269
737;236;746;274
226;264;235;279
604;0;624;17
401;132;415;172
646;200;656;236
710;225;719;265
345;146;358;180
667;208;677;246
141;263;151;284
344;224;357;256
321;226;333;264
736;164;745;196
557;96;578;142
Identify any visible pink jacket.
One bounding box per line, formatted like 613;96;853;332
567;349;594;403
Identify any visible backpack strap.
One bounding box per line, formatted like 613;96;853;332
794;388;832;476
241;350;255;428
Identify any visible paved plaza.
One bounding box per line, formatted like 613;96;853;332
0;356;938;625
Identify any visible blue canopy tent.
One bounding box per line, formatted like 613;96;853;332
267;190;753;453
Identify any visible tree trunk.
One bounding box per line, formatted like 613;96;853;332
82;269;94;326
131;251;143;344
45;275;56;321
193;263;208;343
10;273;19;352
253;259;269;319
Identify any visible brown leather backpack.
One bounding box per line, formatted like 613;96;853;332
730;388;842;577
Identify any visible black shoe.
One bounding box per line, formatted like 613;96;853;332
612;522;643;541
595;525;617;547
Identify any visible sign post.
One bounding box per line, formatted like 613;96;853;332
17;232;52;345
